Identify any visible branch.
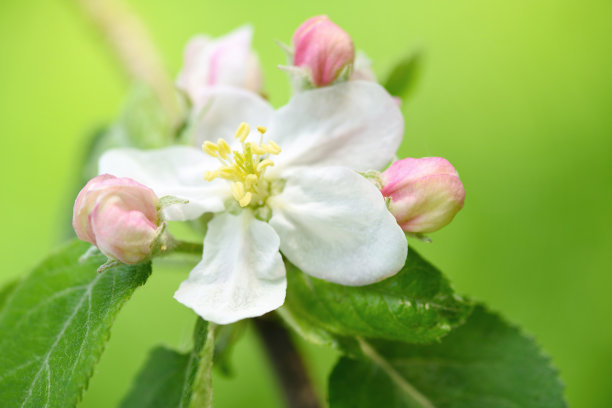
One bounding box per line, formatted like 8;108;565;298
254;317;321;408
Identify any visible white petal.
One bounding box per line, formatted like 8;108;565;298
174;211;286;324
189;86;274;148
99;146;230;221
177;26;263;108
265;81;404;174
268;166;407;286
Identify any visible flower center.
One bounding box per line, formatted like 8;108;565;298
202;122;281;208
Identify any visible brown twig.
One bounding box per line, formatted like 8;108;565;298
254;316;322;408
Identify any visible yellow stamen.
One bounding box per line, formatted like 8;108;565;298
257;159;274;172
203;141;219;157
238;192;252;207
267;141;282;155
235;122;250;142
252;145;267;155
231;182;245;201
217;138;231;159
203;170;218;181
204;122;282;208
244;174;258;190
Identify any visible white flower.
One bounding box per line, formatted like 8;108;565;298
99;81;407;324
177;25;264;114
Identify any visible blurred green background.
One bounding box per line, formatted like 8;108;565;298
1;0;611;406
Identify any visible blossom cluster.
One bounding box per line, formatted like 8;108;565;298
73;16;465;324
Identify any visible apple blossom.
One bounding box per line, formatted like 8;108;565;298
99;81;407;324
177;26;264;113
381;157;465;234
292;15;355;87
73;174;160;264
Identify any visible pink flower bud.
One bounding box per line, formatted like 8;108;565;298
381;158;465;234
73;175;160;264
293;15;355;87
177;26;264;111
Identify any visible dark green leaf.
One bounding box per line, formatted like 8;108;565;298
329;306;567;408
383;52;422;101
0;240;151;407
120;318;215;408
282;247;472;344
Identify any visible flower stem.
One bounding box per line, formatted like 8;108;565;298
171;240;204;255
254;316;321;408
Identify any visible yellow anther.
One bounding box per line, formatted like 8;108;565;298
267;141;281;154
238;192;252;207
203;170;218;181
203;122;282;208
217;138;231;159
203;141;219;157
235;122;250;142
251;144;267;155
244;174;258;190
231;182;246;201
218;167;238;179
257;159;274;172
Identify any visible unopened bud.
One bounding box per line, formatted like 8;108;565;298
381;158;465;234
292;15;355;87
73;175;160;264
177;26;264;111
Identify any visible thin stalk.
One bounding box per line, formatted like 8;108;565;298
171;240;204;255
254;317;321;408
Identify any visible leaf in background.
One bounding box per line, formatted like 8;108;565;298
0;278;19;311
0;240;151;407
329;305;568;408
65;83;180;239
213;321;247;377
120;318;215;408
282;247;472;344
80;82;178;183
383;52;422;101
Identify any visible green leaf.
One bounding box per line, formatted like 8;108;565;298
120;318;215;408
0;278;19;311
0;240;151;407
329;306;567;408
282;247;472;344
383;52;422;101
213;321;247;377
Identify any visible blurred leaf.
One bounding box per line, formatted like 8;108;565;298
282;247;472;344
213;321;247;377
0;240;151;407
0;278;19;311
81;83;176;182
329;305;567;408
383;52;422;101
120;318;214;408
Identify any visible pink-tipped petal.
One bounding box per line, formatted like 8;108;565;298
381;158;465;233
292;16;355;87
72;174;160;263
